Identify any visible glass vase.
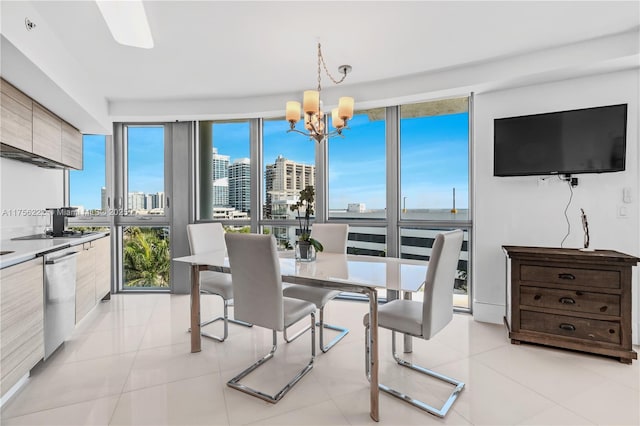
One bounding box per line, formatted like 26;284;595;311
295;241;316;262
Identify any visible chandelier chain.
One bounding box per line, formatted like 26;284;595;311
317;43;348;91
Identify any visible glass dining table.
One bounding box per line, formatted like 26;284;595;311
173;249;428;422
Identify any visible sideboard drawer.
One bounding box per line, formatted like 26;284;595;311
520;311;620;344
520;286;620;316
520;265;620;289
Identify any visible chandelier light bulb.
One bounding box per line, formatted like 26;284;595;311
286;101;301;124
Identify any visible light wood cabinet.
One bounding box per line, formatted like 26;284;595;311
75;236;111;324
32;102;62;163
75;242;96;324
61;120;82;170
94;236;111;302
0;257;44;395
0;78;33;152
1;79;82;169
504;246;638;364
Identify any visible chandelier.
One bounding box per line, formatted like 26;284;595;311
285;43;354;143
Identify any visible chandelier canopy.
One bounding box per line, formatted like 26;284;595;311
285;43;354;143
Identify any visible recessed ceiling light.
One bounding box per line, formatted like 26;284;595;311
96;0;154;49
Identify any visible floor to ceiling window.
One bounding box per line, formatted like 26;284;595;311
262;117;316;248
326;108;388;256
189;96;472;310
399;97;471;308
116;125;171;290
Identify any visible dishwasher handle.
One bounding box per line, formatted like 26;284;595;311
45;251;78;264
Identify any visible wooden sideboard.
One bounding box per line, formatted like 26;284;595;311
503;246;638;364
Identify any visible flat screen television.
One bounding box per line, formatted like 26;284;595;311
494;104;627;177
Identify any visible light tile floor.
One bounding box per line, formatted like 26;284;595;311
1;294;638;425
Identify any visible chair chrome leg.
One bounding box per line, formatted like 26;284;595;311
364;326;464;418
227;313;316;403
283;321;312;343
229;318;253;327
188;298;252;342
284;308;349;352
384;331;465;418
318;307;349;353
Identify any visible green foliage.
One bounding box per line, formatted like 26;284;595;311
224;225;250;234
123;227;170;287
68;226;109;232
289;185;323;252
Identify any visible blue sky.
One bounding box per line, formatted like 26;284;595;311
71;113;469;211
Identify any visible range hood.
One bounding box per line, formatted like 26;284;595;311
0;143;67;169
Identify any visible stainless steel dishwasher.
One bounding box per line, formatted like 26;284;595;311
43;247;78;359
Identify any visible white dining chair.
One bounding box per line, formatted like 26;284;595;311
186;223;251;342
363;229;465;417
224;233;316;403
283;223;350;352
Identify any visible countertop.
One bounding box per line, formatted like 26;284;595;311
0;232;110;269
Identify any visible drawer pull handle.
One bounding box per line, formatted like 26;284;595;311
558;273;576;280
559;297;575;305
559;323;576;331
533;294;542;300
600;306;608;312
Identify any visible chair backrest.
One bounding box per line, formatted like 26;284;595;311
311;223;349;254
422;229;464;339
187;222;226;255
225;233;284;331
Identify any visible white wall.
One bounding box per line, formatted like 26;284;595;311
472;69;639;344
0;157;64;240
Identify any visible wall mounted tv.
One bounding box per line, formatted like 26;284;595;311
494;104;627;177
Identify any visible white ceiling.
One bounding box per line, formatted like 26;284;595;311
1;1;639;133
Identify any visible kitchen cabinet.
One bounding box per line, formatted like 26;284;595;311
32;102;62;163
0;78;82;169
94;236;111;302
75;242;96;324
61;120;82;170
0;257;44;395
75;235;111;324
0;78;33;152
503;246;638;363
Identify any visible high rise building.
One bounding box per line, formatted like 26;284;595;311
213;177;229;207
145;193;159;210
212;147;230;207
229;158;251;213
101;187;107;212
265;155;315;218
128;192;146;211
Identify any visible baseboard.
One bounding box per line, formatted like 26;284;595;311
0;373;28;408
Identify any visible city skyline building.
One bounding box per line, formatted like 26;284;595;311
265;155;315;218
126;191;165;212
101;187;107;212
212;147;230;207
229;158;251;213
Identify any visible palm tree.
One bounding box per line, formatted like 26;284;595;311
123;227;170;287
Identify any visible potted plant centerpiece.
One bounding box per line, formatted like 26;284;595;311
290;185;323;261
